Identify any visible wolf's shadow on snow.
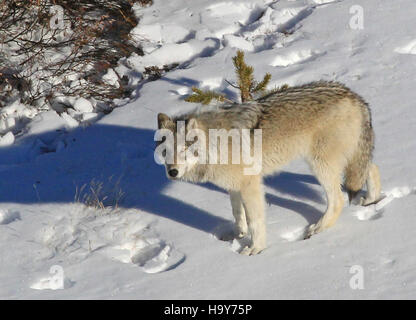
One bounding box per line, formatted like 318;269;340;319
0;124;324;232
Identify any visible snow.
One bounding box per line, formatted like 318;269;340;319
81;112;99;122
102;69;121;88
223;34;255;52
1;0;416;299
73;98;94;113
0;209;20;225
395;39;416;55
131;23;190;44
60;112;79;128
0;132;15;147
270;48;321;66
127;39;219;73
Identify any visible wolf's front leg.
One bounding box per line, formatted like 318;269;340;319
220;191;248;241
239;176;266;255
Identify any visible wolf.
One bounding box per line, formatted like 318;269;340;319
156;81;381;255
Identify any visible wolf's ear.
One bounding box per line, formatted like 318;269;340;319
158;113;172;129
187;118;198;130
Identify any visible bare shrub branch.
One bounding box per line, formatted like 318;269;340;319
0;0;144;112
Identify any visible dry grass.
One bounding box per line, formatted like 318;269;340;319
75;176;125;210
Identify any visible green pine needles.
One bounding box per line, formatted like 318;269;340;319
184;87;228;105
232;50;271;102
185;50;276;105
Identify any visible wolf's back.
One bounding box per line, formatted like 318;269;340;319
258;81;375;193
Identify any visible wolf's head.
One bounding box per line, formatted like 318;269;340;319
156;113;200;180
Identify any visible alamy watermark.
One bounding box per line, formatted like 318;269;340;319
349;5;364;30
349;265;364;290
31;265;65;290
48;265;65;290
154;121;263;175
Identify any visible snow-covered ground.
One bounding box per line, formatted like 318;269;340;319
1;0;416;299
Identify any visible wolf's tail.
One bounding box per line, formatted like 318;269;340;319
344;102;381;204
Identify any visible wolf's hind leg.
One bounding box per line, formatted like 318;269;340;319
239;176;266;255
360;163;381;206
219;191;248;241
306;159;345;238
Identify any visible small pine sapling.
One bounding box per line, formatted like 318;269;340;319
231;50;271;102
185;50;276;105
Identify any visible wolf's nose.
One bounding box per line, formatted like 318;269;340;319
168;169;178;177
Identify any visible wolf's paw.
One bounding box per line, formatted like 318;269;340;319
239;245;265;256
304;223;322;239
215;223;247;241
353;187;415;221
359;194;386;206
219;230;247;241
